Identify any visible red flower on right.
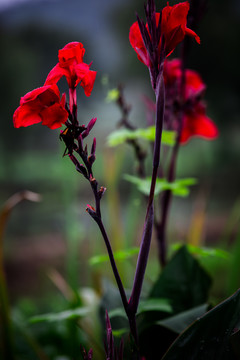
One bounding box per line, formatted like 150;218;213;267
129;1;200;67
163;59;218;144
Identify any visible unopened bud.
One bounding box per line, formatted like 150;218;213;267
78;134;83;152
98;186;106;199
76;164;88;178
89;175;97;186
69;154;88;178
91;137;96;156
88;154;96;166
82;118;97;139
86;204;98;219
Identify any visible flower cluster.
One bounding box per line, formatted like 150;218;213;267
44;42;96;95
13;42;97;130
129;1;200;69
163;58;218;144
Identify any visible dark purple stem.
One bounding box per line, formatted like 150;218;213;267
129;72;165;315
94;217;129;314
90;211;139;351
156;140;179;267
155;42;186;267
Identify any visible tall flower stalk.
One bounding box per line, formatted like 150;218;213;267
128;0;200;317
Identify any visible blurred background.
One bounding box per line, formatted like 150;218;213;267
1;0;240;317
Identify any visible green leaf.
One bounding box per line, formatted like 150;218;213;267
108;308;128;320
227;231;240;295
112;328;129;338
162;289;240;360
109;299;172;323
157;304;208;334
137;298;172;315
107;127;176;147
149;246;212;314
171;243;230;260
89;247;139;266
105;88;120;103
123;174;197;197
29;307;91;324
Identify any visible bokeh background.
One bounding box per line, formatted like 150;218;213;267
1;0;240;308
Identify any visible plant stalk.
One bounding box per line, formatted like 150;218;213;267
129;72;165;315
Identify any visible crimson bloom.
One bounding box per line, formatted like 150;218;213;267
13;84;68;129
129;1;200;67
163;59;218;144
45;42;97;96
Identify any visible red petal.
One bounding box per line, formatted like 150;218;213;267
58;42;85;65
162;2;200;55
75;63;97;96
163;58;182;85
185;69;206;98
81;70;97;97
44;63;70;86
13;104;42;128
41;103;68;129
20;84;58;105
185;27;200;44
165;25;185;57
13;84;66;129
60;92;66;107
129;21;149;66
180;112;219;144
162;2;189;32
74;62;90;77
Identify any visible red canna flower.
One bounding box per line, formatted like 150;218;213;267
13;84;68;129
45;42;97;96
129;1;200;67
180;103;218;144
163;59;218;144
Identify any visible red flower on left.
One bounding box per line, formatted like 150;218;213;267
13;84;68;129
13;42;97;129
45;42;97;96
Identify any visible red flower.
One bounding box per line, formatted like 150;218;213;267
164;58;205;97
180;104;218;144
163;59;218;144
13;84;68;129
45;42;97;96
129;2;200;66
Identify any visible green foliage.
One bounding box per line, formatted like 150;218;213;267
29;307;91;324
227;232;240;295
149;246;212;314
124;174;197;197
162;289;240;360
137;298;172;315
171;243;230;260
105;88;120;102
157;304;208;334
109;298;172;319
138;246;212;358
89;247;139;266
107;127;176;147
